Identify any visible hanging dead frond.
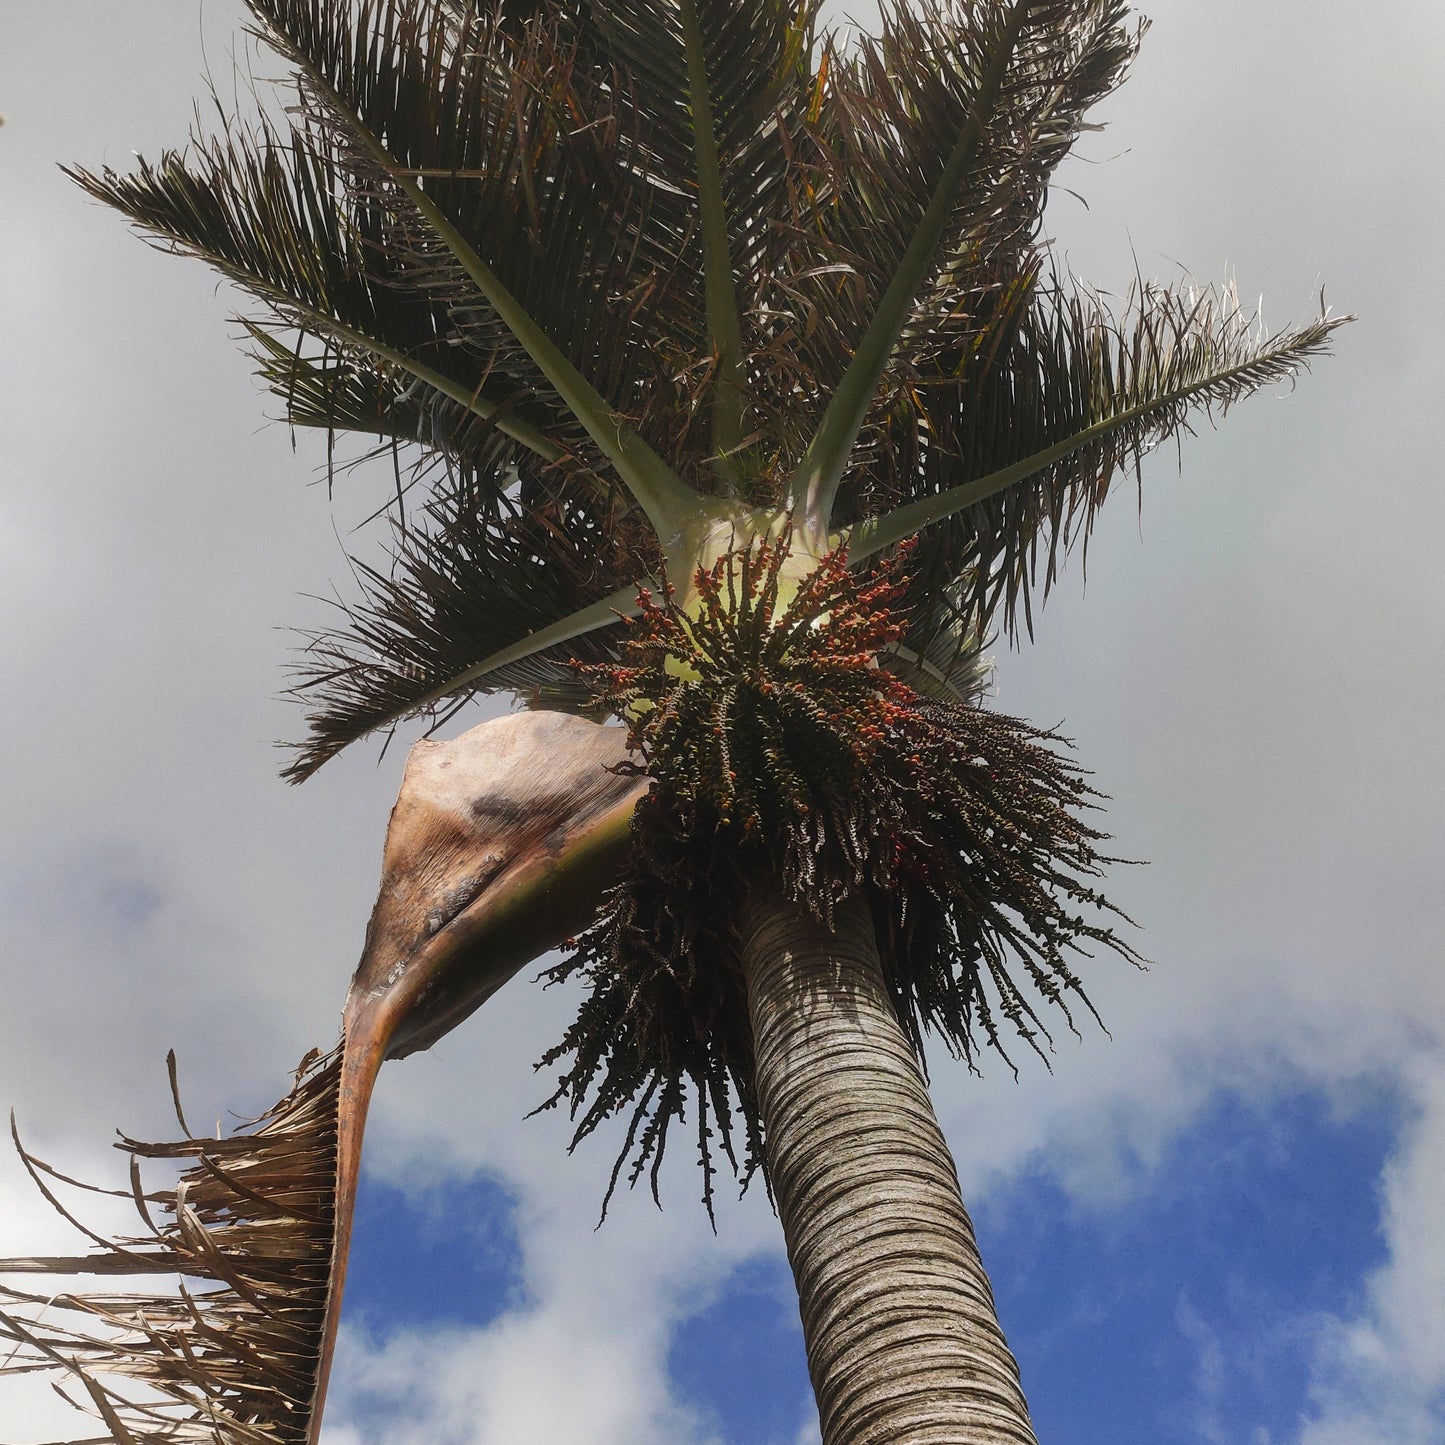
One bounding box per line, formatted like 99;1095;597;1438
0;713;650;1444
0;1049;341;1445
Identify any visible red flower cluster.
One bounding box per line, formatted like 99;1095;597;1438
545;533;1140;1213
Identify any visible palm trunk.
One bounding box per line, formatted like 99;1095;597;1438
739;884;1038;1445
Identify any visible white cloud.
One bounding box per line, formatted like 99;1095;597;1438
329;1316;712;1445
322;1108;754;1445
1175;1296;1230;1445
1293;1056;1445;1445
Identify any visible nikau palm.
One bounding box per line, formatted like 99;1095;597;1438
0;1;1344;1442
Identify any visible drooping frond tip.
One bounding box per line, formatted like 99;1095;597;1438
0;1048;342;1445
279;492;653;782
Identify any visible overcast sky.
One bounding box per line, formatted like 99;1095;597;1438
2;3;1443;1443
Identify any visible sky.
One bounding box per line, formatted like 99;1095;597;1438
2;2;1443;1443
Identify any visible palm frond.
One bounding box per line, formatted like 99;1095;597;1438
585;0;818;174
242;0;707;536
285;488;653;781
70;1;704;518
587;0;825;383
788;0;1036;524
853;280;1351;633
68;0;1344;775
677;0;748;479
782;0;1141;523
0;1050;340;1445
69;128;578;521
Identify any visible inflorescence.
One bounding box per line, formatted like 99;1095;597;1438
540;534;1142;1216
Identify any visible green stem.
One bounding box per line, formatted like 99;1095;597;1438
679;0;749;491
787;0;1034;535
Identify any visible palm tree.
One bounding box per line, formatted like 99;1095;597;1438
0;0;1344;1441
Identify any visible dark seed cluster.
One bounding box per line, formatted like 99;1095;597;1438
539;535;1143;1215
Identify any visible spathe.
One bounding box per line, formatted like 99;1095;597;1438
0;712;643;1445
321;711;643;1438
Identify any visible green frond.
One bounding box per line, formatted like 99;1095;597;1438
285;490;653;781
854;281;1351;633
241;324;576;553
785;0;1141;529
678;0;748;483
69;0;1344;779
242;0;705;538
521;0;829;491
69;134;571;488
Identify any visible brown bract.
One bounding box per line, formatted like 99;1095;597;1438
351;710;645;1063
320;710;645;1437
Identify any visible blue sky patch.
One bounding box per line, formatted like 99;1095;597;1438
334;1081;1400;1443
344;1168;524;1331
669;1252;815;1445
981;1081;1400;1444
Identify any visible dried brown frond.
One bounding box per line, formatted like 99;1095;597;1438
0;1049;341;1445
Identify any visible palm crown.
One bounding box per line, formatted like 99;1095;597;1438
73;0;1340;782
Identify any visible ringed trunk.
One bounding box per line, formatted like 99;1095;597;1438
739;884;1038;1445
